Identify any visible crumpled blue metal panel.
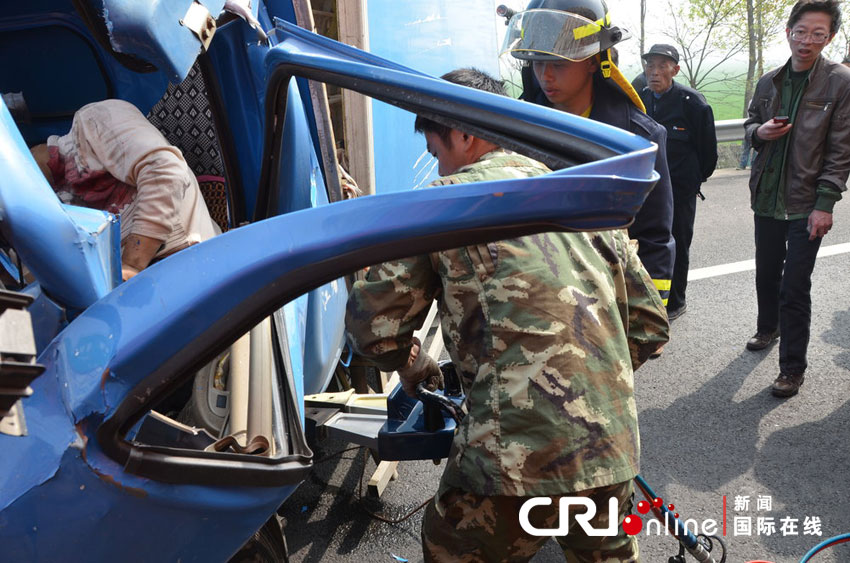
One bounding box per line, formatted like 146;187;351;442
0;345;77;515
0;274;293;560
1;412;293;562
204;20;268;220
0;102;120;313
102;0;227;82
302;278;347;395
275;77;347;396
21;285;67;355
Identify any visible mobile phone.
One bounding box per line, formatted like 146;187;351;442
773;115;790;125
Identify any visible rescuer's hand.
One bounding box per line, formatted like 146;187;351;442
397;337;443;398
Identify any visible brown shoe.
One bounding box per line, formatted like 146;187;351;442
772;373;804;397
746;330;780;351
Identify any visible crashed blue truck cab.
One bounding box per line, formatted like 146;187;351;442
0;1;660;560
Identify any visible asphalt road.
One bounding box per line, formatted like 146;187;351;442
282;168;850;563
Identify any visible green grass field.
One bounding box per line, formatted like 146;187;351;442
698;74;749;120
627;65;751;120
706;89;748;120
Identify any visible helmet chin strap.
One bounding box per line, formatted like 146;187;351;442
597;49;646;113
599;46;613;78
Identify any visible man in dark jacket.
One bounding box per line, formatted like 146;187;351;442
504;0;675;310
639;44;717;320
744;0;850;397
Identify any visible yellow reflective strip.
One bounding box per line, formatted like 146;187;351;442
661;297;669;306
573;13;611;40
653;279;672;292
573;19;602;40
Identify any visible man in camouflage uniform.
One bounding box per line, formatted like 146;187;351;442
345;68;668;562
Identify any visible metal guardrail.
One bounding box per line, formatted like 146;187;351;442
715;118;746;143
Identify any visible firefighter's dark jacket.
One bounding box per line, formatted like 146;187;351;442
640;81;718;192
523;72;675;296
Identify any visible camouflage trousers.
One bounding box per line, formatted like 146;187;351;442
421;480;638;563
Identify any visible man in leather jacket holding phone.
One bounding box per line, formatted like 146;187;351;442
743;0;850;397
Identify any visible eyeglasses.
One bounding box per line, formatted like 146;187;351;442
790;30;830;44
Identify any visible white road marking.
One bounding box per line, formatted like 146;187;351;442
689;242;850;281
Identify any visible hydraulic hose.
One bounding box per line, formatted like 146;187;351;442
634;474;724;563
799;533;850;562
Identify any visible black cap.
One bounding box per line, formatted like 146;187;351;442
641;44;679;64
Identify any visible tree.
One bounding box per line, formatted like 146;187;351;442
664;0;746;94
640;0;647;65
824;2;850;62
744;0;756;117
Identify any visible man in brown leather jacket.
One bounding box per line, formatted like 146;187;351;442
743;0;850;397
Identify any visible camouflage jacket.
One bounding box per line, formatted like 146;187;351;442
346;150;669;497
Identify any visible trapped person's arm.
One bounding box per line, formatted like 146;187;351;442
121;234;163;280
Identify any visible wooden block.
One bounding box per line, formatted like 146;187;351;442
384;372;399;393
349;364;370;394
304;388;355;407
426;327;444;360
367;460;399;497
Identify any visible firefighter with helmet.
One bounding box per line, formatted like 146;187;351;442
503;0;676;317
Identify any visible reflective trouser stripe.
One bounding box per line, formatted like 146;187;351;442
653;279;671;306
653;279;672;292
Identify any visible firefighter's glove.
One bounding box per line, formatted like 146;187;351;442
397;337;443;398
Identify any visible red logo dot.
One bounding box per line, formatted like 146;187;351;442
674;513;680;519
636;500;651;514
623;514;643;535
667;503;675;511
652;497;664;508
